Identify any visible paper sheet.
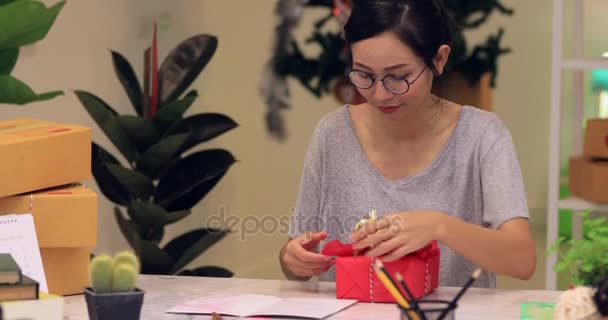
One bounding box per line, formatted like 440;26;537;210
0;213;48;293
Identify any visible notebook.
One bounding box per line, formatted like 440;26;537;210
1;292;63;320
166;293;358;319
0;253;21;284
0;274;39;301
0;214;48;293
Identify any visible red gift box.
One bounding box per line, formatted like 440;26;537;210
321;239;440;303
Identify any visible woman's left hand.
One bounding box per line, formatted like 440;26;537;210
349;211;447;261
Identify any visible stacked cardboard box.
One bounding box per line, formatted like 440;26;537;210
569;119;608;203
0;118;97;295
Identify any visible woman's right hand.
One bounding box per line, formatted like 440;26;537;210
280;231;333;279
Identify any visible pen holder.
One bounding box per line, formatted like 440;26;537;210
399;300;456;320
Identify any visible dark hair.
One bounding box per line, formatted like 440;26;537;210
344;0;454;76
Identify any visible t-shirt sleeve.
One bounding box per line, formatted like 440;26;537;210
480;120;529;229
288;121;325;238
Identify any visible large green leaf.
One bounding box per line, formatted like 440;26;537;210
0;0;65;49
0;1;18;6
127;201;191;229
147;227;165;245
140;240;176;274
136;133;189;178
112;50;144;116
106;163;154;200
116;115;161;153
75;90;139;163
163;228;228;274
91;143;131;206
166;113;238;153
153;90;198;133
0;47;18;74
0;75;62;104
178;266;233;278
114;207;143;251
154;149;236;211
158;35;217;105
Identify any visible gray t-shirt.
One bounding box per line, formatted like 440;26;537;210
288;105;529;288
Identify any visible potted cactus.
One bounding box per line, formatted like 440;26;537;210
84;251;145;320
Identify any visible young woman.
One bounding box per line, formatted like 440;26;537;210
279;0;536;288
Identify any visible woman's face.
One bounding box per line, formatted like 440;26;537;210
350;32;442;118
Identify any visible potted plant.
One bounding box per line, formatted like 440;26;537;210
84;251;144;320
548;211;608;287
75;25;237;277
0;0;65;105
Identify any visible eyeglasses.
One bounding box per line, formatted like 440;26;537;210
348;64;428;94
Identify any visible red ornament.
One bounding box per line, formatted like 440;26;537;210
333;0;352;27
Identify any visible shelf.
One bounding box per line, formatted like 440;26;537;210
562;58;608;70
557;196;608;212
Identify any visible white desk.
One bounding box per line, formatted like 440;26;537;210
63;275;562;319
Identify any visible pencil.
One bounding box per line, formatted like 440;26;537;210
396;272;426;320
373;260;421;320
437;268;482;320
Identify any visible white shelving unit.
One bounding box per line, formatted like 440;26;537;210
546;0;608;290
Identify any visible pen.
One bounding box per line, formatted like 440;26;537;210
373;259;420;320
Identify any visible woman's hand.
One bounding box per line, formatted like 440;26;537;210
280;231;333;279
349;211;447;261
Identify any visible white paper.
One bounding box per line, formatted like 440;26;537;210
166;294;358;319
0;213;48;293
253;297;359;318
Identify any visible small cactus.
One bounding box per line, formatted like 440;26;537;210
89;251;140;293
89;254;113;293
113;250;140;273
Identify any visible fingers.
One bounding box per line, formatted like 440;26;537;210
287;264;332;277
349;217;390;242
380;246;411;262
295;241;333;264
377;238;426;262
283;234;334;278
301;231;329;251
352;227;394;250
364;233;402;258
303;231;329;242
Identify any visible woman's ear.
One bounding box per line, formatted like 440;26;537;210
432;44;451;76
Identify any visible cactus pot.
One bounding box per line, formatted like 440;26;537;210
84;287;145;320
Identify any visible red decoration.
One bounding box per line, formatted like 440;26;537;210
150;22;159;116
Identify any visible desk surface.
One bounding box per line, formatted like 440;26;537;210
64;275;561;319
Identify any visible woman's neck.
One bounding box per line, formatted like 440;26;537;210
366;97;445;143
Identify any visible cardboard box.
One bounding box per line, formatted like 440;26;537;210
321;240;439;302
41;247;91;296
0;118;91;198
584;119;608;159
569;156;608;203
0;184;97;248
0;184;97;295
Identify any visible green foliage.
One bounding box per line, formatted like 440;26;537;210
548;211;608;286
0;0;65;105
77;33;236;277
